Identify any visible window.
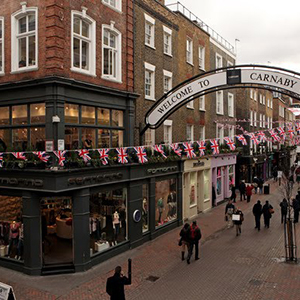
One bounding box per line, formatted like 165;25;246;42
250;89;254;99
142;184;149;232
228;126;234;139
186;38;193;64
216;124;224;143
270;98;273;109
250;110;253;126
0;17;3;74
163;26;172;56
144;14;155;48
102;0;122;12
228;93;234;117
198;46;205;70
254;90;257;101
164;120;172;144
65;103;79;124
254;111;257;127
263;114;266;128
216;167;222;195
71;9;96;76
267;116;270;129
199;126;205;141
259;94;263;104
270;117;273;129
102;24;122;82
163;70;172;94
259;113;262;127
203;170;210;200
144;62;155;100
216;91;224;114
30;103;45;123
186;100;194;109
186;124;194;142
11;5;38;72
263;95;266;105
267;98;270;107
216;53;222;69
279;106;285;117
190;172;196;206
199;95;205;111
145;129;155;146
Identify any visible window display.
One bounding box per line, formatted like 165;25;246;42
229;165;235;189
90;188;127;255
190;172;196;206
155;178;177;227
203;170;210;200
142;184;149;233
30;103;45;124
216;167;222;196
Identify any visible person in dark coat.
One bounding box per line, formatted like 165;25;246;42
106;266;131;300
187;221;202;264
179;223;190;261
252;200;262;231
273;169;278;182
233;207;244;236
230;184;236;203
292;196;300;223
280;198;288;224
262;200;273;228
258;178;264;194
253;176;259;194
239;181;246;201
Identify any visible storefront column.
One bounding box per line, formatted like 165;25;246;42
72;188;90;272
22;191;42;275
149;178;156;233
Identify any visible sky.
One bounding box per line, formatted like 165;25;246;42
165;0;300;73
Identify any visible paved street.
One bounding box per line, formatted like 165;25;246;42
1;180;300;300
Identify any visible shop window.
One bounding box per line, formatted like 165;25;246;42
65;103;79;124
12;128;27;151
229;165;235;189
12;105;27;125
0;129;9;151
30;127;45;150
155;178;177;227
81;105;95;125
203;170;210;200
30;103;45;124
65;127;79;150
111;130;123;147
142;184;149;233
190;172;196;206
98;129;110;148
0;195;23;261
98;108;110;126
0;17;4;74
112;110;123;127
216;167;222;196
89;188;127;255
82;128;95;149
0;107;9;125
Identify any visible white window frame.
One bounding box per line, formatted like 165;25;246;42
263;95;266;105
270;117;273;129
186;124;194;142
228;93;234;117
102;0;122;13
198;46;205;70
145;128;155;146
216;53;222;69
0;17;4;75
71;9;96;76
216;91;224;115
101;23;122;82
254;90;257;101
186;99;194;109
11;5;38;73
263;114;266;128
186;38;193;65
259;94;263;104
199;125;205;141
250;110;253;126
199;95;205;111
164;120;173;144
250;89;254;99
254;111;257;127
267;98;270;107
270;98;273;109
216;124;224;143
163;69;172;94
163;25;172;56
144;62;155;101
144;13;155;49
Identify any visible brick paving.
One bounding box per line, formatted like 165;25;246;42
1;180;300;300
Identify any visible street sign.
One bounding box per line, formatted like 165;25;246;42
0;282;16;300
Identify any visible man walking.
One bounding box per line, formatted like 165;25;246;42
292;196;300;223
239;180;246;201
280;198;288;224
252;200;262;231
225;199;235;228
187;221;202;264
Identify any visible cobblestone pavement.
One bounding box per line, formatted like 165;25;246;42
1;180;300;300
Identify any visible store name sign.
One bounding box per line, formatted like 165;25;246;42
0;177;43;187
68;173;123;185
147;166;178;174
193;161;205;167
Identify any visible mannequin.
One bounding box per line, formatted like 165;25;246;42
112;211;121;242
17;223;24;260
8;221;20;258
157;198;164;224
142;198;148;229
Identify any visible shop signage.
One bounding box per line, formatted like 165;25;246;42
68;173;123;185
193;161;205;168
45;140;54;152
133;210;142;223
0;177;43;187
0;282;16;300
58;139;65;151
147;166;178;174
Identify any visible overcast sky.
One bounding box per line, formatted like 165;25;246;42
165;0;300;73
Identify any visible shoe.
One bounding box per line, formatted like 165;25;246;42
181;252;185;261
236;233;239;236
187;259;190;264
239;228;241;233
195;257;199;260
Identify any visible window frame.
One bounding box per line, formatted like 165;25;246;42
144;13;155;49
228;93;234;117
199;95;205;111
186;124;194;142
186;38;193;65
163;69;172;94
102;0;122;13
164;120;172;144
198;45;205;70
0;17;4;75
216;91;224;115
144;62;156;101
163;25;172;56
215;53;222;69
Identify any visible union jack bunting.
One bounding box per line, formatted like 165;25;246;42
153;145;167;159
197;140;206;157
53;150;67;167
0;153;3;167
249;133;260;145
98;149;109;165
33;151;50;163
12;152;26;160
236;135;247;146
183;142;196;159
77;149;91;163
116;148;128;164
210;139;219;155
134;146;148;164
257;131;267;143
287;125;295;139
295;122;300;134
170;143;182;157
269;129;281;142
277;127;286;140
224;137;236;151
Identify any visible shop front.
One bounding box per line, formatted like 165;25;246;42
183;158;211;220
211;154;237;205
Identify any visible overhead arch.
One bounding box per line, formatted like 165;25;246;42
142;64;300;135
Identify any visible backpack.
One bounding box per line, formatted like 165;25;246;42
190;225;197;240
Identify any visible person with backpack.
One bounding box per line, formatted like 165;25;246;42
280;198;288;224
233;207;244;236
179;223;190;261
225;199;235;228
187;221;202;264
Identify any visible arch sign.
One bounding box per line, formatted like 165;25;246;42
143;65;300;133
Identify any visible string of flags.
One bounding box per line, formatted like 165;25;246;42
0;123;299;167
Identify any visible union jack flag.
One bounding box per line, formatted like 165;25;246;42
257;131;267;143
224;137;236;151
295;122;300;135
116;148;128;164
277;127;286;141
210;139;219;155
12;152;26;160
249;133;260;145
53;150;67;167
98;149;109;165
287;125;295;139
153;145;167;159
33;151;50;163
236;135;247;146
170;143;182;157
269;129;281;142
77;149;91;163
134;146;148;164
183;142;196;159
0;153;3;168
196;140;206;157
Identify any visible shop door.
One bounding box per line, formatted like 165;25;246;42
41;197;73;266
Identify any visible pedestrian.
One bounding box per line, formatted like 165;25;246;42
252;200;262;231
280;198;288;224
233;207;244;237
225;199;235;228
258;177;264;195
253;176;259;194
106;265;131;300
230;184;236;203
246;184;254;203
179;223;190;261
187;220;202;264
289;173;294;190
278;170;282;186
239;180;246;201
273;168;278;182
262;200;273;228
292;196;300;223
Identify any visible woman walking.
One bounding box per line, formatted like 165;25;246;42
262;200;273;228
179;223;190;261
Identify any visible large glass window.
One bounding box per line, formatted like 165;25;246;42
12;105;27;125
98;129;110;148
82;128;95;149
30;127;45;150
30;103;45;123
65;103;79;124
89;188;127;255
12;128;27;151
112;110;123;127
111;130;123;147
155;178;177;227
82;106;95;125
98;108;110;126
190;172;196;206
142;184;149;233
203;170;210;200
229;165;235;189
0;107;9;125
65;127;79;150
216;167;222;196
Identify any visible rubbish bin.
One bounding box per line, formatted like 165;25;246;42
264;184;270;194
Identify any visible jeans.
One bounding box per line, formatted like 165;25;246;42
255;215;261;230
188;240;199;260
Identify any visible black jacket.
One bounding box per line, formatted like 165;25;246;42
253;203;262;216
180;226;190;243
106;273;131;300
189;225;202;241
262;203;273;218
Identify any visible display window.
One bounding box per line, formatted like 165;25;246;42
30;127;45;150
65;103;79;124
12;128;28;151
189;172;196;206
142;184;149;233
12;105;27;125
0;107;9;125
216;167;222;196
89;188;127;255
203;170;210;200
155;178;177;227
0;196;23;261
0;129;9;151
81;106;95;125
229;165;235;189
97;108;110;126
30;103;45;124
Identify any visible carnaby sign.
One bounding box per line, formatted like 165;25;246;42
144;65;300;129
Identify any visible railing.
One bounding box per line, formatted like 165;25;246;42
167;2;235;54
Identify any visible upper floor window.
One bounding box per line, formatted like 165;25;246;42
254;89;257;101
163;26;172;56
144;62;155;100
228;93;234;117
71;9;96;76
199;125;205;141
163;70;172;94
11;4;38;72
186;124;194;142
0;17;3;74
254;111;257;126
186;38;193;65
216;124;224;143
145;128;155;146
216;91;224;115
102;23;122;82
102;0;122;12
164;120;172;144
199;46;205;70
199;95;205;111
144;14;155;49
216;53;222;69
250;110;253;126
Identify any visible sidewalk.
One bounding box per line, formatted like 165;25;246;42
0;180;280;300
